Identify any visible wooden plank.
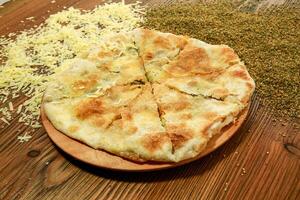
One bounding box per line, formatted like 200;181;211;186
0;0;299;200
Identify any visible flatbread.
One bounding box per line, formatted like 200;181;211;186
43;28;255;162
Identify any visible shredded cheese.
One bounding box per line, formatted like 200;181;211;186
17;132;32;143
0;2;145;131
1;117;10;125
17;105;23;114
8;102;13;111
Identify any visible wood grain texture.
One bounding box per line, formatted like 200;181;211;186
0;0;299;200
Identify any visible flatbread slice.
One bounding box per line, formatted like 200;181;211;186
133;28;188;82
152;83;243;161
133;28;188;63
133;28;254;104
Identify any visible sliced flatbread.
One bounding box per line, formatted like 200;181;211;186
43;29;255;162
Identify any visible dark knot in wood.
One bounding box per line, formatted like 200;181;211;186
27;150;41;157
284;143;300;157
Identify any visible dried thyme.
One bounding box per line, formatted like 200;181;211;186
143;2;300;119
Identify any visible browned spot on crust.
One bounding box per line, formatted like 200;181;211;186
188;80;198;87
97;49;120;58
241;82;253;103
105;113;122;129
119;151;145;162
75;98;104;120
213;88;229;99
181;113;193;120
73;74;98;91
113;115;140;133
202;116;226;137
231;69;250;80
202;123;213;137
92;117;106;127
115;114;122;120
143;134;168;152
141;28;154;38
169;46;211;75
154;36;172;49
68;125;79;133
166;124;187;131
168;130;193;151
144;52;154;60
203;112;218;120
246;81;255;90
241;95;250;104
100;61;113;69
202;69;225;80
162;101;191;111
113;118;124;129
105;85;142;104
157;105;165;116
221;47;238;64
91;112;122;129
127;126;138;134
122;109;133;121
176;36;188;50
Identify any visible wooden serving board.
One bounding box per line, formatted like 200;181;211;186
1;1;299;200
41;105;249;172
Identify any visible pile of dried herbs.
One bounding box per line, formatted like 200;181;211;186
143;2;300;119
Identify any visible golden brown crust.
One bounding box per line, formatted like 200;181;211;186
180;113;193;120
154;36;172;50
119;151;145;162
74;84;143;129
142;133;169;153
221;47;239;65
75;98;105;120
213;88;230;99
144;52;154;61
168;131;193;152
201;116;226;137
176;36;188;50
231;68;251;80
241;84;253;104
97;49;121;58
187;80;198;87
72;74;99;92
68;125;79;133
91;117;107;128
168;46;211;75
202;112;218;121
121;109;133;121
161;101;191;111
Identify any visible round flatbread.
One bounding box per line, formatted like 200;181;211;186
43;28;255;162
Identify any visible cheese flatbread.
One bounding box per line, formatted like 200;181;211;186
43;29;255;162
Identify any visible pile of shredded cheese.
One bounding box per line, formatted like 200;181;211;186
0;2;145;135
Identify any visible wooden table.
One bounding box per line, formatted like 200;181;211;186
0;1;299;199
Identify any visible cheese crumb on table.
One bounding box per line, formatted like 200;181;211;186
17;132;32;143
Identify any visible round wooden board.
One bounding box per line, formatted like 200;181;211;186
41;105;249;172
